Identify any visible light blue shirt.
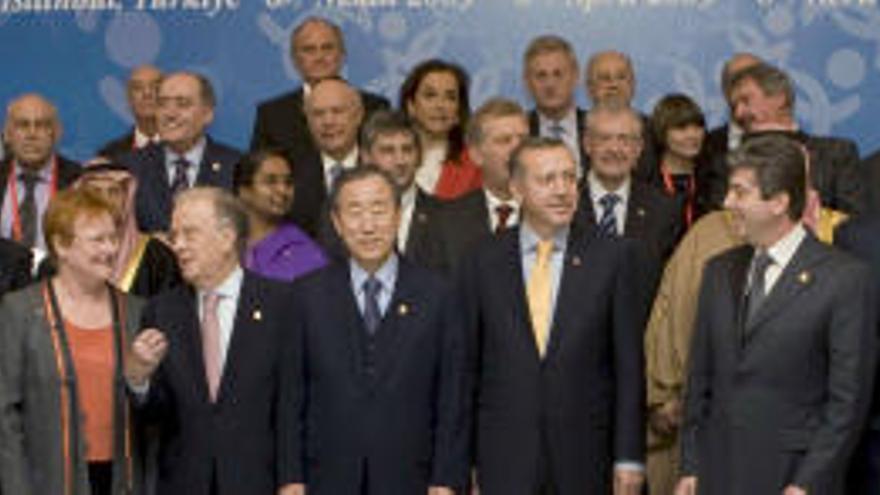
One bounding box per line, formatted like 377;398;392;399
349;254;399;317
519;222;568;333
164;137;206;188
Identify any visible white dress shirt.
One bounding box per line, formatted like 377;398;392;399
752;223;807;295
197;266;244;372
397;186;418;253
321;147;358;193
538;107;582;178
484;188;519;232
164;137;206;188
416;142;447;194
587;171;631;234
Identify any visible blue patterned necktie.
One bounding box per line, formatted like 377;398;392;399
171;157;191;196
362;276;382;335
597;193;620;237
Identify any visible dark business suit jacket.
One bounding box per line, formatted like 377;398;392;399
681;235;876;494
97;129;136;160
834;216;880;491
860;149;880;213
0;154;81;223
136;272;298;495
462;225;647;495
429;188;495;276
289;260;469;494
577;179;682;261
250;86;390;157
316;188;444;269
0;238;32;297
119;139;240;232
700;130;865;214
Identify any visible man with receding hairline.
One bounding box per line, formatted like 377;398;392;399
289;77;366;237
1;93;80;251
98;64;162;159
250;16;389;161
119;71;241;233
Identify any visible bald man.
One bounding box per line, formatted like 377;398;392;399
98;64;163;159
289;77;366;237
250;17;389;161
0;94;80;250
583;51;659;185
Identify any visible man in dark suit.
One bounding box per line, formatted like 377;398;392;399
523;35;587;176
677;135;876;495
318;110;443;268
578;104;681;261
701;63;864;214
432;98;529;274
250;16;389;160
584;51;658;184
701;53;763;174
119;71;240;233
464;137;647;495
287;78;365;237
834;215;880;493
97;64;162;159
289;166;469;495
0;238;33;296
1;93;80;251
126;187;299;495
860;148;880;213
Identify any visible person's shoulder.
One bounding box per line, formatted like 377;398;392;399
255;88;303;112
205;136;242;162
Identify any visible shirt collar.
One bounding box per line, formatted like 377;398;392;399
350;252;399;294
321;146;359;171
202;265;244;299
14;157;55;181
538;107;577;134
519;220;568;254
401;185;418;209
165;136;207;166
764;223;806;269
483;187;518;211
134;127;159;148
587;170;630;204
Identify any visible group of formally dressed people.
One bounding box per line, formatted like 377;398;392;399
2;14;880;495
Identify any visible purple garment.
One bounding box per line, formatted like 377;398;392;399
244;223;328;281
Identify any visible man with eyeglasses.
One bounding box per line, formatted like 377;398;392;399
119;71;241;233
250;16;389;161
0;93;80;252
578;104;681;262
584;51;659;185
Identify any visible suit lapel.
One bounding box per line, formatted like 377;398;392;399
543;226;591;361
174;287;211;403
624;183;649;238
373;262;419;385
579;183;599;227
195;140;226;187
332;265;370;391
215;274;261;403
405;191;432;254
744;235;828;342
494;229;539;359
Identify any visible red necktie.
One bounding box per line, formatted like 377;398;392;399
495;204;514;235
201;292;222;402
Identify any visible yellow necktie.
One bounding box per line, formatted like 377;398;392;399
527;240;554;357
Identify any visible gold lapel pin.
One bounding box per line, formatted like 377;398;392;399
398;303;409;316
211;162;221;172
798;271;812;285
253;309;262;321
572;256;582;267
637;208;646;217
417;212;428;223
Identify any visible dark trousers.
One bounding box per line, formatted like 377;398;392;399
848;428;880;493
88;462;112;495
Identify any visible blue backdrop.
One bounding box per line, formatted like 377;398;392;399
1;1;879;161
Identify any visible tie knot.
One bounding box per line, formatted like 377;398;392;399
19;171;41;189
496;204;514;216
202;291;222;312
536;239;554;262
175;157;191;168
549;122;565;138
600;192;620;210
752;251;774;273
363;277;382;298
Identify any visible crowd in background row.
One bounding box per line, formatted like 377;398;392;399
1;14;879;495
